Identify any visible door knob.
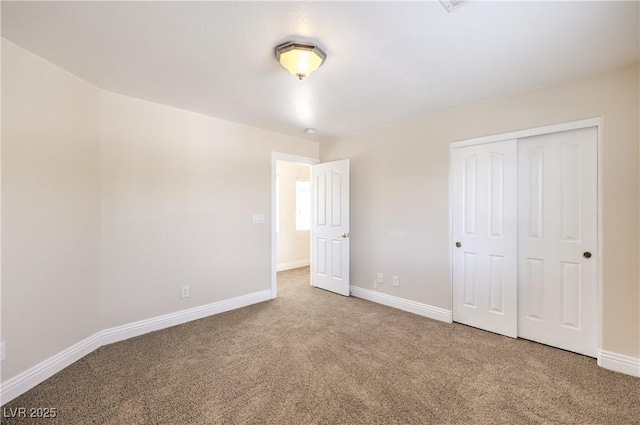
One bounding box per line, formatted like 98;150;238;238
455;242;462;248
339;233;350;238
583;251;592;259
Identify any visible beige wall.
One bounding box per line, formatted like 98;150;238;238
276;161;311;269
1;39;319;382
1;40;102;380
99;92;318;329
321;64;640;358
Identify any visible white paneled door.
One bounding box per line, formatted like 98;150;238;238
452;126;598;357
518;127;598;357
312;159;350;296
452;140;519;338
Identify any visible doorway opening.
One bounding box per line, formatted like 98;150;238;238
276;161;312;269
271;153;318;298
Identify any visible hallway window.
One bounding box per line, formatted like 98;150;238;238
296;179;311;230
276;175;280;233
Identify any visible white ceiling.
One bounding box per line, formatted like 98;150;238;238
2;1;639;141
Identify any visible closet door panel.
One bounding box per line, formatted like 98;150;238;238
452;140;518;338
517;127;597;357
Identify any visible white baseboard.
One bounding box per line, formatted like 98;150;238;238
276;259;310;272
350;287;640;379
349;286;452;323
0;289;271;405
597;349;640;377
99;290;271;346
0;333;103;407
3;289;636;406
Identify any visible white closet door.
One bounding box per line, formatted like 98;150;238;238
518;127;597;357
452;140;518;338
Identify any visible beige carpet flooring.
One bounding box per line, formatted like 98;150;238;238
2;267;639;424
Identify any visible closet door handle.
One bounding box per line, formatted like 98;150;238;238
583;251;592;259
455;242;462;248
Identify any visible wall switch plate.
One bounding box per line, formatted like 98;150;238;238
377;273;383;283
252;214;265;224
181;286;190;298
392;276;399;287
1;341;6;361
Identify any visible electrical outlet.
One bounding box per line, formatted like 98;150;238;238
377;273;383;283
181;286;190;298
392;276;399;287
1;341;6;362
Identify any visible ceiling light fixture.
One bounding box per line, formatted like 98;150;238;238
440;0;469;13
275;41;327;80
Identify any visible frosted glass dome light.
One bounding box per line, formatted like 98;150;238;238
275;41;327;80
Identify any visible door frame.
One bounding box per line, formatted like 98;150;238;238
448;117;603;354
271;152;319;299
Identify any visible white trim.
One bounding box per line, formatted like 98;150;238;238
596;120;604;365
597;350;640;377
271;152;318;164
0;289;271;405
350;286;453;323
448;136;454;319
271;152;319;299
451;117;601;149
276;259;310;272
98;290;271;346
0;334;103;407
